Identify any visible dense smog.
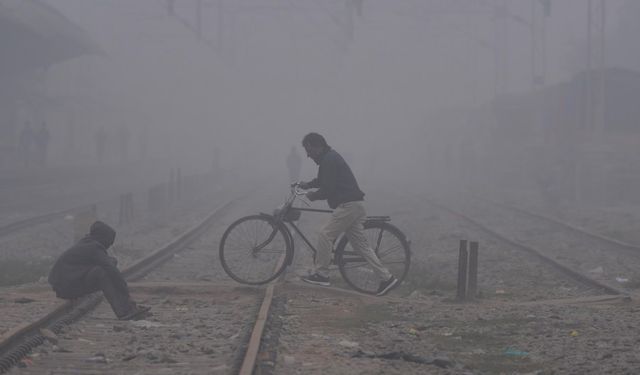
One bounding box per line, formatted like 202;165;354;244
1;1;640;374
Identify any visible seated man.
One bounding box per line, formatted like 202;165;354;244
48;221;150;320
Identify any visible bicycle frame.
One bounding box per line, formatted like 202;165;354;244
284;207;332;260
264;184;330;262
266;183;393;264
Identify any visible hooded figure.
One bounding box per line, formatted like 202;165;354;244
49;221;150;320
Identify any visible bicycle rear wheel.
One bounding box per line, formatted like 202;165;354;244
336;221;411;295
219;215;292;285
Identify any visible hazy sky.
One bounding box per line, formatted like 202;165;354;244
42;0;627;178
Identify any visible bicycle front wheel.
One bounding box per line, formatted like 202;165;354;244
336;221;411;294
219;215;292;285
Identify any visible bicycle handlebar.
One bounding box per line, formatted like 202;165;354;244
290;182;307;196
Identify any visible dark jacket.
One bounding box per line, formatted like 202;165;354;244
306;148;364;209
48;221;119;297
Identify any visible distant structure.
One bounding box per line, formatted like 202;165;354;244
116;125;131;163
428;67;640;206
0;0;97;168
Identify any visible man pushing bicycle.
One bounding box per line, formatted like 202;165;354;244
298;132;398;296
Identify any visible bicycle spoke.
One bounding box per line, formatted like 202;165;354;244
340;257;367;263
373;228;384;251
338;222;410;294
381;260;408;265
220;216;290;285
377;245;403;258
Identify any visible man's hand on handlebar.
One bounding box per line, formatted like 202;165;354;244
290;182;307;196
291;181;316;201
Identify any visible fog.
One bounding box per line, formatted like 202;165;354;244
4;0;638;204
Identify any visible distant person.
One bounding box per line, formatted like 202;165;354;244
116;125;131;163
94;126;107;164
34;122;51;166
286;145;302;183
298;132;398;296
48;221;151;320
137;124;149;162
19;121;34;167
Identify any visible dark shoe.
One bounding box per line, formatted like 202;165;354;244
376;276;398;296
119;305;152;321
301;273;330;286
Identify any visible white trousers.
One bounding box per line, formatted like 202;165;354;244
314;201;392;280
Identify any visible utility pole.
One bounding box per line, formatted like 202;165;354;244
164;0;357;62
164;0;218;53
493;0;509;96
597;0;606;136
530;0;536;90
577;0;606;203
530;0;548;89
586;0;593;132
585;0;607;135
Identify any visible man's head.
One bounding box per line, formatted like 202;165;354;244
302;132;328;160
89;221;116;248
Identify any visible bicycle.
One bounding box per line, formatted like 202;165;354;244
219;183;411;295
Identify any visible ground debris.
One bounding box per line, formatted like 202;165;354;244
39;328;58;344
85;353;108;364
352;349;453;368
14;297;36;304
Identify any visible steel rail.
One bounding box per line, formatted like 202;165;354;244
0;205;91;238
429;199;627;297
479;196;640;252
0;196;243;374
238;242;290;375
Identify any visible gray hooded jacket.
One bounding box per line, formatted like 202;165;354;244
48;221;119;297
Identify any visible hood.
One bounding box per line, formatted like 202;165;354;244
89;221;116;248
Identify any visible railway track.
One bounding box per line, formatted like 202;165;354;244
0;190;275;374
0;207;91;238
482;197;640;252
432;194;638;297
6;187;640;374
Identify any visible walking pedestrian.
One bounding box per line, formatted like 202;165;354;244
298;133;398;296
34;122;50;166
19;121;34;167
